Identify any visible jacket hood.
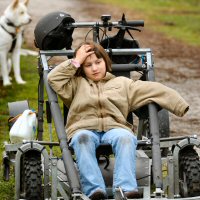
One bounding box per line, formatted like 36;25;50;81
103;72;116;80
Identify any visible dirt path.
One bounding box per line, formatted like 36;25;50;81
1;0;200;136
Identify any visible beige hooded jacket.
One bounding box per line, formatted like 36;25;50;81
48;59;189;140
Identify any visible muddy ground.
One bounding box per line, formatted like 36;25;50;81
1;0;200;137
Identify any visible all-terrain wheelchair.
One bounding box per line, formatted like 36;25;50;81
3;12;200;200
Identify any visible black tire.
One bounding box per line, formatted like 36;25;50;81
138;109;170;139
158;109;170;156
179;147;200;197
158;109;170;138
22;151;43;200
137;109;170;156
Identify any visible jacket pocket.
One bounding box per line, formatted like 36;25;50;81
114;116;133;130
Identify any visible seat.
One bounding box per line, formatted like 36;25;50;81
63;67;135;159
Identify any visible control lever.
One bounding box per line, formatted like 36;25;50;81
115;187;127;200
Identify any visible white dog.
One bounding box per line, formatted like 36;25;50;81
0;0;31;86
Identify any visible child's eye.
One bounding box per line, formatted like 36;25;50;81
96;60;101;64
84;64;91;67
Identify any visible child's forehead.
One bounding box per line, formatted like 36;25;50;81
84;54;103;63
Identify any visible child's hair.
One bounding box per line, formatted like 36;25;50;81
74;41;112;77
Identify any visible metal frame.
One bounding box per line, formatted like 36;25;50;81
39;48;154;198
37;48;200;199
3;16;200;200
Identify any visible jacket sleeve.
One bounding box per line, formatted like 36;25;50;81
47;59;78;107
128;80;189;117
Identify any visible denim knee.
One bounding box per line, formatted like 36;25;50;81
102;128;137;146
70;130;99;149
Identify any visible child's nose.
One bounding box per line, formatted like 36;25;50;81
91;64;97;71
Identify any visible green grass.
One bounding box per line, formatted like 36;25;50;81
0;172;15;200
91;0;200;46
0;55;39;143
0;54;63;199
0;54;65;199
0;55;38;199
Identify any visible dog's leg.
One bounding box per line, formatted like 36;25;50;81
12;50;26;84
12;34;26;84
8;58;12;73
0;52;12;86
7;58;13;81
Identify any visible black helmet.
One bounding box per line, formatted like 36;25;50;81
34;12;75;50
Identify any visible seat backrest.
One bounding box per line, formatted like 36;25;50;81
8;100;30;130
8;100;30;117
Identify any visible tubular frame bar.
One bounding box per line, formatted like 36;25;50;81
145;51;163;190
37;59;44;141
40;54;82;194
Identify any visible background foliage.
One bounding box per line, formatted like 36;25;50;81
92;0;200;46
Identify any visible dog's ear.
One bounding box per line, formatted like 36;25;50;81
24;0;29;6
11;0;19;9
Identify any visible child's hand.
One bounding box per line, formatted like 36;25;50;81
74;44;94;66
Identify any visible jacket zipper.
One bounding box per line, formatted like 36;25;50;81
96;82;104;131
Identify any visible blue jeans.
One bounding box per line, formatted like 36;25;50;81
69;128;138;197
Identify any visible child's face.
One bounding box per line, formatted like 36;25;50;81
82;53;106;81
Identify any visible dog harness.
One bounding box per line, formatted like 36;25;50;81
0;19;18;52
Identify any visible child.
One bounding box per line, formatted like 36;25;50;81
48;42;189;199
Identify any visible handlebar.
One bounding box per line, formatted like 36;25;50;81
66;20;144;29
119;20;144;27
